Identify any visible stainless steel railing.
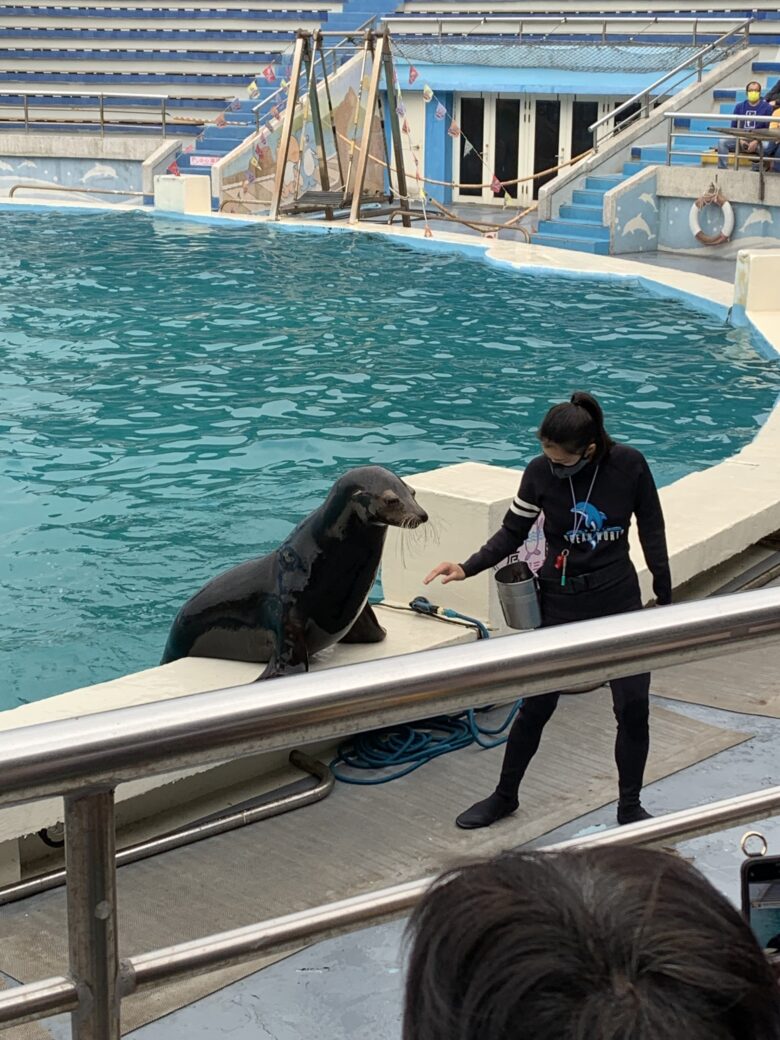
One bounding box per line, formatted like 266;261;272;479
0;90;173;138
587;17;752;151
383;13;751;47
0;586;779;1037
663;110;779;200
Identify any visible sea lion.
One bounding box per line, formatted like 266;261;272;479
161;465;428;679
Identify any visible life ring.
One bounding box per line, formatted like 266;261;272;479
688;187;734;246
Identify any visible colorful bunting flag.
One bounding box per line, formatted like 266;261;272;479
424;226;433;238
271;105;280;119
215;113;227;128
422;84;434;103
230;98;241;111
491;174;502;193
262;65;276;84
484;230;497;239
434;102;446;121
247;168;256;184
408;65;419;85
183;143;194;153
402;119;410;135
463;141;474;157
281;79;290;90
247;80;259;99
447;120;461;138
166;160;180;176
396;101;406;118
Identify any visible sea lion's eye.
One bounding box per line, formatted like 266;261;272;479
384;494;400;506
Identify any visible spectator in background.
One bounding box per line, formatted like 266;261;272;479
717;81;774;169
767;78;780;106
403;846;780;1040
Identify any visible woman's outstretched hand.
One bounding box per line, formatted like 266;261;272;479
424;562;466;585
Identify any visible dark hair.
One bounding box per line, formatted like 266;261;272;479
538;390;613;457
403;846;780;1040
747;80;762;92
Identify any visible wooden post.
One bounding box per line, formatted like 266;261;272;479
342;32;371;205
381;34;411;228
319;36;345;190
349;31;385;224
307;32;331;197
269;33;307;221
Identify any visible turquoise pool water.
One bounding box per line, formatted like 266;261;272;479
1;209;779;710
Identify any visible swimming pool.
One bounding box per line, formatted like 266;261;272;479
1;209;778;709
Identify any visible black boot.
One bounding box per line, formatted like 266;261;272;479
617;802;654;826
456;792;519;830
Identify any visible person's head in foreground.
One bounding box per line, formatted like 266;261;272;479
403;846;780;1040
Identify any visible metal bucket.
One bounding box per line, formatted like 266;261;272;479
494;561;541;631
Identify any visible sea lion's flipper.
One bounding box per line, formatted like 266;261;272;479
257;610;309;680
339;603;387;644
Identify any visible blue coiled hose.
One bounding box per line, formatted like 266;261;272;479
330;598;522;784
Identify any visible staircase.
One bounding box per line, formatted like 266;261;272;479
530;80;777;254
173;99;259;178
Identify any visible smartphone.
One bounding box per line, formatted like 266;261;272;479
741;856;780;952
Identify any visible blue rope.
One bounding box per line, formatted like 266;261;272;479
330;704;522;784
330;599;522;784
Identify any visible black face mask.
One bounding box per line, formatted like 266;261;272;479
549;455;591;480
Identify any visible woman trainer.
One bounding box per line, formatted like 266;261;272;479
424;391;671;829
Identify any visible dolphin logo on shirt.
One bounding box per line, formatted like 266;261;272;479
566;502;624;550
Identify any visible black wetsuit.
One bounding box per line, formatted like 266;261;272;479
461;443;671;809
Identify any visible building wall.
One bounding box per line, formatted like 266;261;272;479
1;155;139;201
0;134;176;203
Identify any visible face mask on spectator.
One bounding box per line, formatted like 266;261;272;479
747;90;761;103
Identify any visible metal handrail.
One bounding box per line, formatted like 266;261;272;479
662;111;779;197
384;14;750;26
3;89;171;137
8;183;144;199
0;587;779;1037
587;17;752;148
1;588;779;808
2;782;780;1027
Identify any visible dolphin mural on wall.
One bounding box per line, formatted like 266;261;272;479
622;214;654;238
739;208;773;233
81;164;119;183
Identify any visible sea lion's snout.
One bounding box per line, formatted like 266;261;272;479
378;486;428;528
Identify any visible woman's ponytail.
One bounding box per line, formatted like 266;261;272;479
538;391;613;456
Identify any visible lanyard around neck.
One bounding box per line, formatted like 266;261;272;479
568;465;600;540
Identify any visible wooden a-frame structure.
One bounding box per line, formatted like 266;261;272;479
269;29;411;227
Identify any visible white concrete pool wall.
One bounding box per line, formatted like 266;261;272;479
0;199;778;881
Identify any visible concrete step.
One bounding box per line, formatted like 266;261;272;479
584;174;623;191
176;157;217;172
572;188;606;206
558;203;603;222
622;160;657;176
531;232;610;255
537;219;610;240
179;148;225;158
201;126;250;141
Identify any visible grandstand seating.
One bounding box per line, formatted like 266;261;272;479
0;1;367;133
